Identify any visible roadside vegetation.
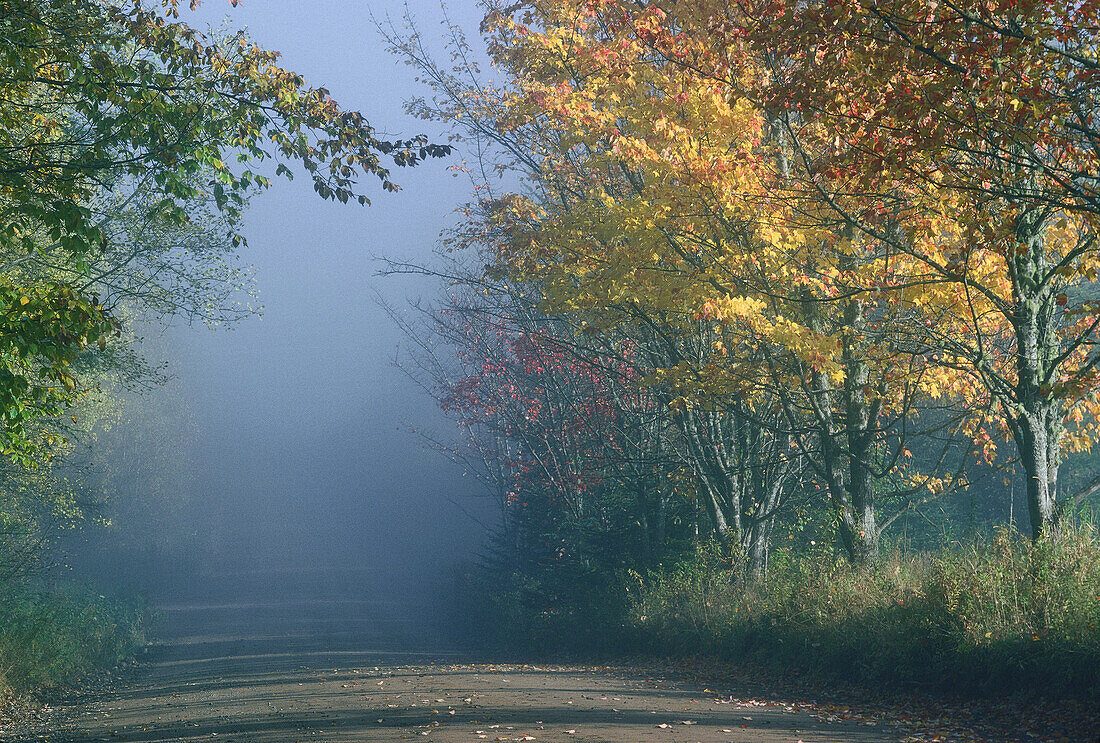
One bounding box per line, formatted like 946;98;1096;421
463;526;1100;697
0;585;145;697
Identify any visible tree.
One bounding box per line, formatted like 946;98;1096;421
738;0;1100;538
467;0;984;561
382;0;995;567
0;0;450;463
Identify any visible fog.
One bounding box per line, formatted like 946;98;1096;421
67;0;494;621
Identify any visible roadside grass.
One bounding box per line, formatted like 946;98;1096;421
464;524;1100;698
0;583;147;697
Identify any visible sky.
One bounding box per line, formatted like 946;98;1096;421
117;0;497;598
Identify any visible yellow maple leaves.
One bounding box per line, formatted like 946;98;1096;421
479;0;940;410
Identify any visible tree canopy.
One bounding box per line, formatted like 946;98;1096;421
392;0;1100;577
0;0;450;463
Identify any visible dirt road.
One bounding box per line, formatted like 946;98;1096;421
6;569;1093;743
2;587;901;743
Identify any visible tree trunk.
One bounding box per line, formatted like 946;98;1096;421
743;520;770;581
810;367;880;563
1016;408;1061;539
844;387;880;562
637;481;652;562
844;291;882;560
656;484;668;548
1008;208;1063;540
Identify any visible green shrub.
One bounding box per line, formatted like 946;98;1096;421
0;583;146;695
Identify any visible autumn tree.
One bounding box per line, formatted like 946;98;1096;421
382;0;994;566
730;0;1100;539
387;230;693;568
470;0;987;561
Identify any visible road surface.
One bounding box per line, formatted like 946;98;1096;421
0;569;1026;742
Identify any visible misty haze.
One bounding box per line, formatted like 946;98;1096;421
0;2;1097;742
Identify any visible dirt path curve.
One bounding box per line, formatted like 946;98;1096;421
5;597;898;743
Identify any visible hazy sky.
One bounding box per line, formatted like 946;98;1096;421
142;0;495;592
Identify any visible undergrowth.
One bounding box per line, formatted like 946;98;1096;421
463;524;1100;698
0;583;146;697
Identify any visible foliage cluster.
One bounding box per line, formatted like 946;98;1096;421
0;0;451;463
